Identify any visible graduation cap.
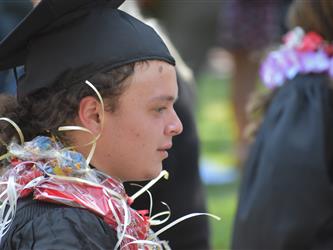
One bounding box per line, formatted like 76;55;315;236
0;0;175;98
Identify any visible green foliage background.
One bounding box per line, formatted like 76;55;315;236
196;73;239;250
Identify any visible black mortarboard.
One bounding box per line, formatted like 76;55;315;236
0;0;175;98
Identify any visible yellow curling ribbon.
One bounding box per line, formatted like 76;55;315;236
0;152;10;161
0;118;24;145
0;138;8;148
58;80;105;165
0;117;25;161
130;170;169;202
57;125;98;165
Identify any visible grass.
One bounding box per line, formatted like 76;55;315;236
196;72;240;249
207;183;239;250
196;73;237;167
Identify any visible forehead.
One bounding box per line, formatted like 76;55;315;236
110;60;177;113
134;60;175;77
123;60;177;97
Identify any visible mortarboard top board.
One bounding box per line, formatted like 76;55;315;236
0;0;175;98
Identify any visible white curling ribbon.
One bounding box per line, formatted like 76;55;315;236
122;239;163;250
23;175;44;189
108;199;122;250
0;175;17;244
0;166;46;244
13;161;41;173
149;202;171;226
130;170;169;202
129;183;153;217
149;212;221;240
149;211;170;226
113;197;130;250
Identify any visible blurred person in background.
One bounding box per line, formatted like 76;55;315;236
137;0;220;77
216;0;292;168
232;0;333;249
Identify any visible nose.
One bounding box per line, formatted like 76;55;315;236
165;110;183;136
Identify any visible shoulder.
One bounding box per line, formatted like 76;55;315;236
265;74;332;119
277;74;332;99
2;197;117;250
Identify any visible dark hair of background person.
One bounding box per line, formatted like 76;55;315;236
288;0;333;40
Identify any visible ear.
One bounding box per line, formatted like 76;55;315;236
77;96;103;135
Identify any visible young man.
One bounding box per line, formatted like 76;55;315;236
0;0;184;248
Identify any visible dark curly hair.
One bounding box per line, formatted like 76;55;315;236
0;62;136;155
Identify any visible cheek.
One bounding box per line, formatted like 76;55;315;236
129;127;149;150
103;111;163;153
125;121;162;155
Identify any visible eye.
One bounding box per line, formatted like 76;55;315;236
155;107;167;113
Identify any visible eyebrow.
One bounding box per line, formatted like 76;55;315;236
149;95;178;103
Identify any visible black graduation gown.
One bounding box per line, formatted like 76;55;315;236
232;74;333;250
0;196;117;249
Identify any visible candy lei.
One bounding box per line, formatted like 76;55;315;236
0;81;220;250
0;136;155;249
260;27;333;89
0;135;219;250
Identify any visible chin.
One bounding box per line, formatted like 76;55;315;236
140;165;162;181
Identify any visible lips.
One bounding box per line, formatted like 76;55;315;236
157;143;172;159
158;143;172;151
